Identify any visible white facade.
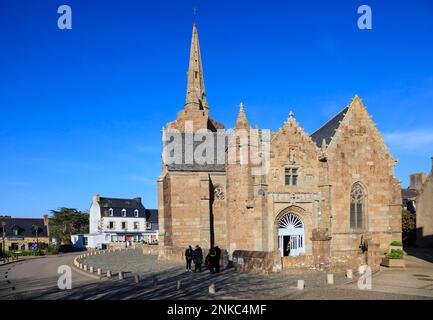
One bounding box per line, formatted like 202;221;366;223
88;194;159;245
71;233;110;249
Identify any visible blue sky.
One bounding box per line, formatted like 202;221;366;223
1;0;432;217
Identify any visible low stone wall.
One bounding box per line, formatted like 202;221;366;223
106;243;143;250
231;249;366;275
157;245;185;263
141;244;160;255
232;250;282;274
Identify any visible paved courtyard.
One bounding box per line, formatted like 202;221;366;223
78;248;353;299
1;248;433;300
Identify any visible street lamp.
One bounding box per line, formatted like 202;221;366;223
32;224;39;251
1;221;6;261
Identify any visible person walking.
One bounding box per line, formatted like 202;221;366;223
205;248;216;274
193;245;203;273
214;245;221;273
185;245;193;272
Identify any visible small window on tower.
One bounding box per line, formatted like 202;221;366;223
195;71;198;79
285;168;299;186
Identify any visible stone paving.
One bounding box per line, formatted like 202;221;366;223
78;248;357;299
2;249;433;300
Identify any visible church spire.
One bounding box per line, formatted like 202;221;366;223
234;102;251;130
185;22;208;111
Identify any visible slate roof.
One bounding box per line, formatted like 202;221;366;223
145;209;158;224
310;107;349;148
99;197;146;218
0;217;48;238
165;132;228;172
402;188;418;200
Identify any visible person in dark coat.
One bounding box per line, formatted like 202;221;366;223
193;245;203;273
185;245;193;272
205;248;216;274
213;245;221;273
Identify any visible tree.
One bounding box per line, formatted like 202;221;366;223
402;209;416;245
49;208;89;245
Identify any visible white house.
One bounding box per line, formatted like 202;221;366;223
90;194;159;243
71;194;159;249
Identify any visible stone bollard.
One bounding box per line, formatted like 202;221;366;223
358;265;367;275
83;265;88;271
177;280;182;290
134;275;140;283
89;266;94;273
118;271;124;280
97;268;102;276
106;270;112;279
327;274;334;285
297;280;305;290
346;269;353;279
79;263;83;269
208;284;216;294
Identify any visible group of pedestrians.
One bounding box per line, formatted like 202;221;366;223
185;245;221;274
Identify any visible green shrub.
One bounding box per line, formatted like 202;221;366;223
387;249;404;259
390;241;402;246
47;244;59;255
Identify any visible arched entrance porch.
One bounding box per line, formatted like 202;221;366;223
277;212;305;257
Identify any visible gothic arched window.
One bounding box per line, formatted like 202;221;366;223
350;183;365;229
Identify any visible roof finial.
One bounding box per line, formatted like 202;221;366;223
192;7;198;22
289;110;294;118
234;102;250;130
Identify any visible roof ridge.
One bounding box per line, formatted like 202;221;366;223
100;196;141;201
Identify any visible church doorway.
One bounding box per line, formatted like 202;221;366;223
278;213;305;257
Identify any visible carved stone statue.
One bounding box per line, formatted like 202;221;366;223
289;148;296;164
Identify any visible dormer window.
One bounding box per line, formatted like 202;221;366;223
122;209;126;217
109;208;114;217
134;209;139;217
13;227;19;236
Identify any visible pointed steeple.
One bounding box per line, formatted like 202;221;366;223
185;22;208;111
234;102;251;130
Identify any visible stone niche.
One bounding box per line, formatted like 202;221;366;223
311;228;332;265
232;250;282;274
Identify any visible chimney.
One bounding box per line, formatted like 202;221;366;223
134;197;142;204
92;194;101;203
410;173;427;191
43;214;50;239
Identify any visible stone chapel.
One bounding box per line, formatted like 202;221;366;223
157;22;402;272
